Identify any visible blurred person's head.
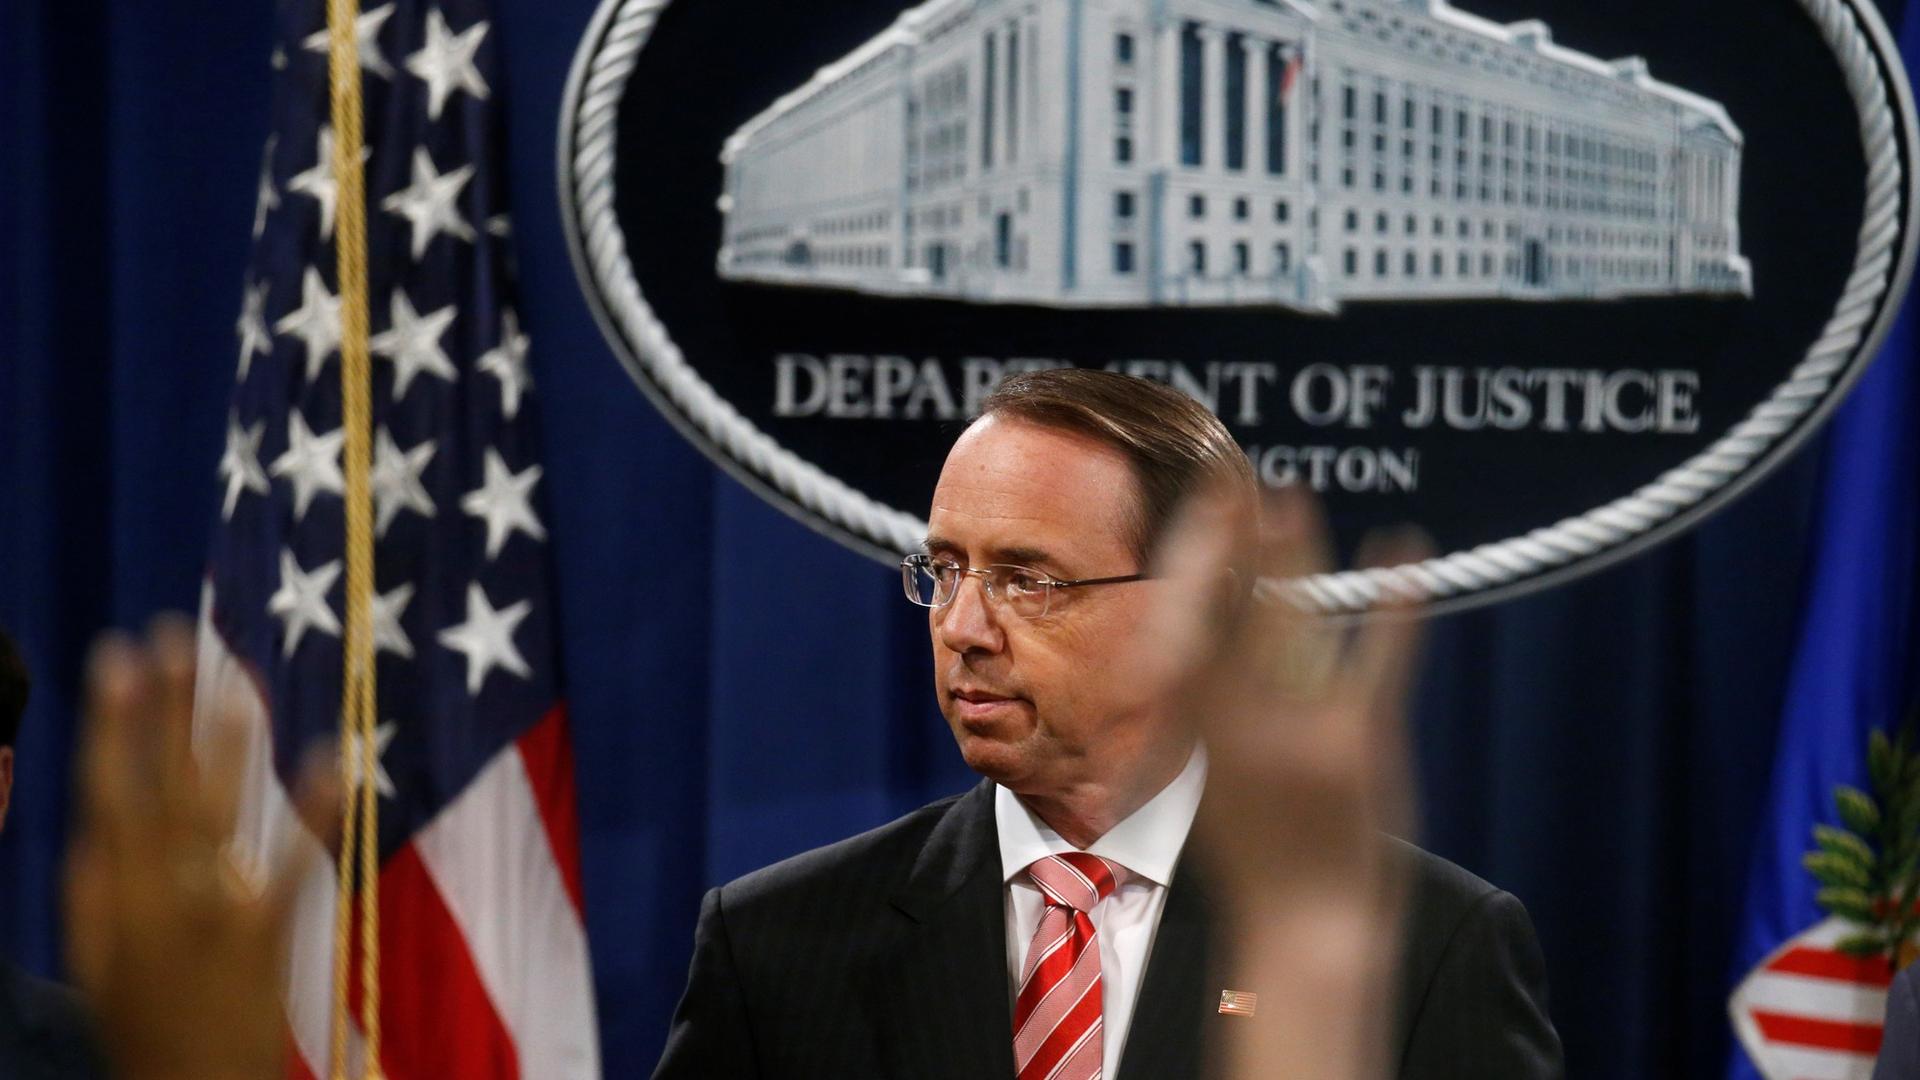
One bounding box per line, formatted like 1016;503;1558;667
921;368;1256;821
0;628;26;836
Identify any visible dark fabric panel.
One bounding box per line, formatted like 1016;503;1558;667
1;0;118;980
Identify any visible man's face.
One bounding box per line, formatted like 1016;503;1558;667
926;416;1175;796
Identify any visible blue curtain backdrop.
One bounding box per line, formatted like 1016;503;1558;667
0;2;1906;1077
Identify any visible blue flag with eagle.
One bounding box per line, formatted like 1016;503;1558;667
1725;8;1920;1067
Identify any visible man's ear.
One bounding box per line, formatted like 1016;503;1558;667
0;745;13;836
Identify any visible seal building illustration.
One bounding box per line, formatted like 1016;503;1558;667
716;0;1750;312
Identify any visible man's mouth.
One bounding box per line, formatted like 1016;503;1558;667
954;687;1012;702
950;687;1025;726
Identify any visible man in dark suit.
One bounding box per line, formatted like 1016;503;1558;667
1875;962;1920;1079
0;628;107;1080
655;369;1563;1078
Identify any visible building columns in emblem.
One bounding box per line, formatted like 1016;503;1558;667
1147;13;1175;302
1153;18;1179;168
1247;35;1268;175
1199;24;1227;171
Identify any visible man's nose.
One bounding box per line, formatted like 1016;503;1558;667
935;572;1005;654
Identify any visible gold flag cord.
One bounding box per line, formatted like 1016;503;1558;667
324;0;382;1077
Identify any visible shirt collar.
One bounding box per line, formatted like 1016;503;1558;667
994;744;1208;889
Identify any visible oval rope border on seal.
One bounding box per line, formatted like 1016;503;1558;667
558;0;1920;617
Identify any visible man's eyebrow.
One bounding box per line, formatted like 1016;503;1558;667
994;546;1056;568
918;538;1058;569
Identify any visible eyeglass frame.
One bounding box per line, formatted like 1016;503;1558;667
900;552;1150;618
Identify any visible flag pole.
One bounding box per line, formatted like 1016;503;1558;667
323;0;383;1077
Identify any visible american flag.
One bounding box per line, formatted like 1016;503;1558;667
1217;990;1259;1018
195;1;599;1077
1277;43;1301;104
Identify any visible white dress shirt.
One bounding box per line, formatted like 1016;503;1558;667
996;746;1208;1077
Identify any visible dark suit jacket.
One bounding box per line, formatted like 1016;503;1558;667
655;780;1564;1079
0;961;107;1080
1874;962;1920;1080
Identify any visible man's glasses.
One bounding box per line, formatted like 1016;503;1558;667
900;553;1148;619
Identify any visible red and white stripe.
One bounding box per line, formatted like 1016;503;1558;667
1013;854;1128;1080
1729;916;1890;1079
194;584;600;1079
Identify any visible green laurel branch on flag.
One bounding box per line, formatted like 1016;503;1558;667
1806;728;1920;967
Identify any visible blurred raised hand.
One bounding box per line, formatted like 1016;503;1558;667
66;616;334;1080
1146;486;1429;1080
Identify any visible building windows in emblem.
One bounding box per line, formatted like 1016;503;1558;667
1007;26;1021;165
1190;194;1207;219
1344;248;1358;277
1276;243;1293;274
1235;242;1251;276
1180;23;1204;166
1115;191;1135;220
1116;136;1134;164
1234;197;1250;221
1115;31;1135;66
1114;242;1136;275
982;34;997;170
1189;241;1207;276
1226;32;1249;171
1275;200;1290;223
1265;42;1294;176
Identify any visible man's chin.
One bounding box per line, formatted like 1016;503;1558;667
954;732;1035;785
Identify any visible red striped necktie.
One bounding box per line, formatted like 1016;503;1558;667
1013;852;1132;1080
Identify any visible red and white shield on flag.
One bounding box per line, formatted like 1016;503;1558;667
1730;916;1892;1079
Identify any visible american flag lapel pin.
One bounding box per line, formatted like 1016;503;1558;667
1218;990;1258;1017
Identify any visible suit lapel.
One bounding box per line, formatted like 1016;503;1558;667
1115;857;1217;1080
870;781;1017;1079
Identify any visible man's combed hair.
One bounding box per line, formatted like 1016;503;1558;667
0;627;27;750
978;368;1258;562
